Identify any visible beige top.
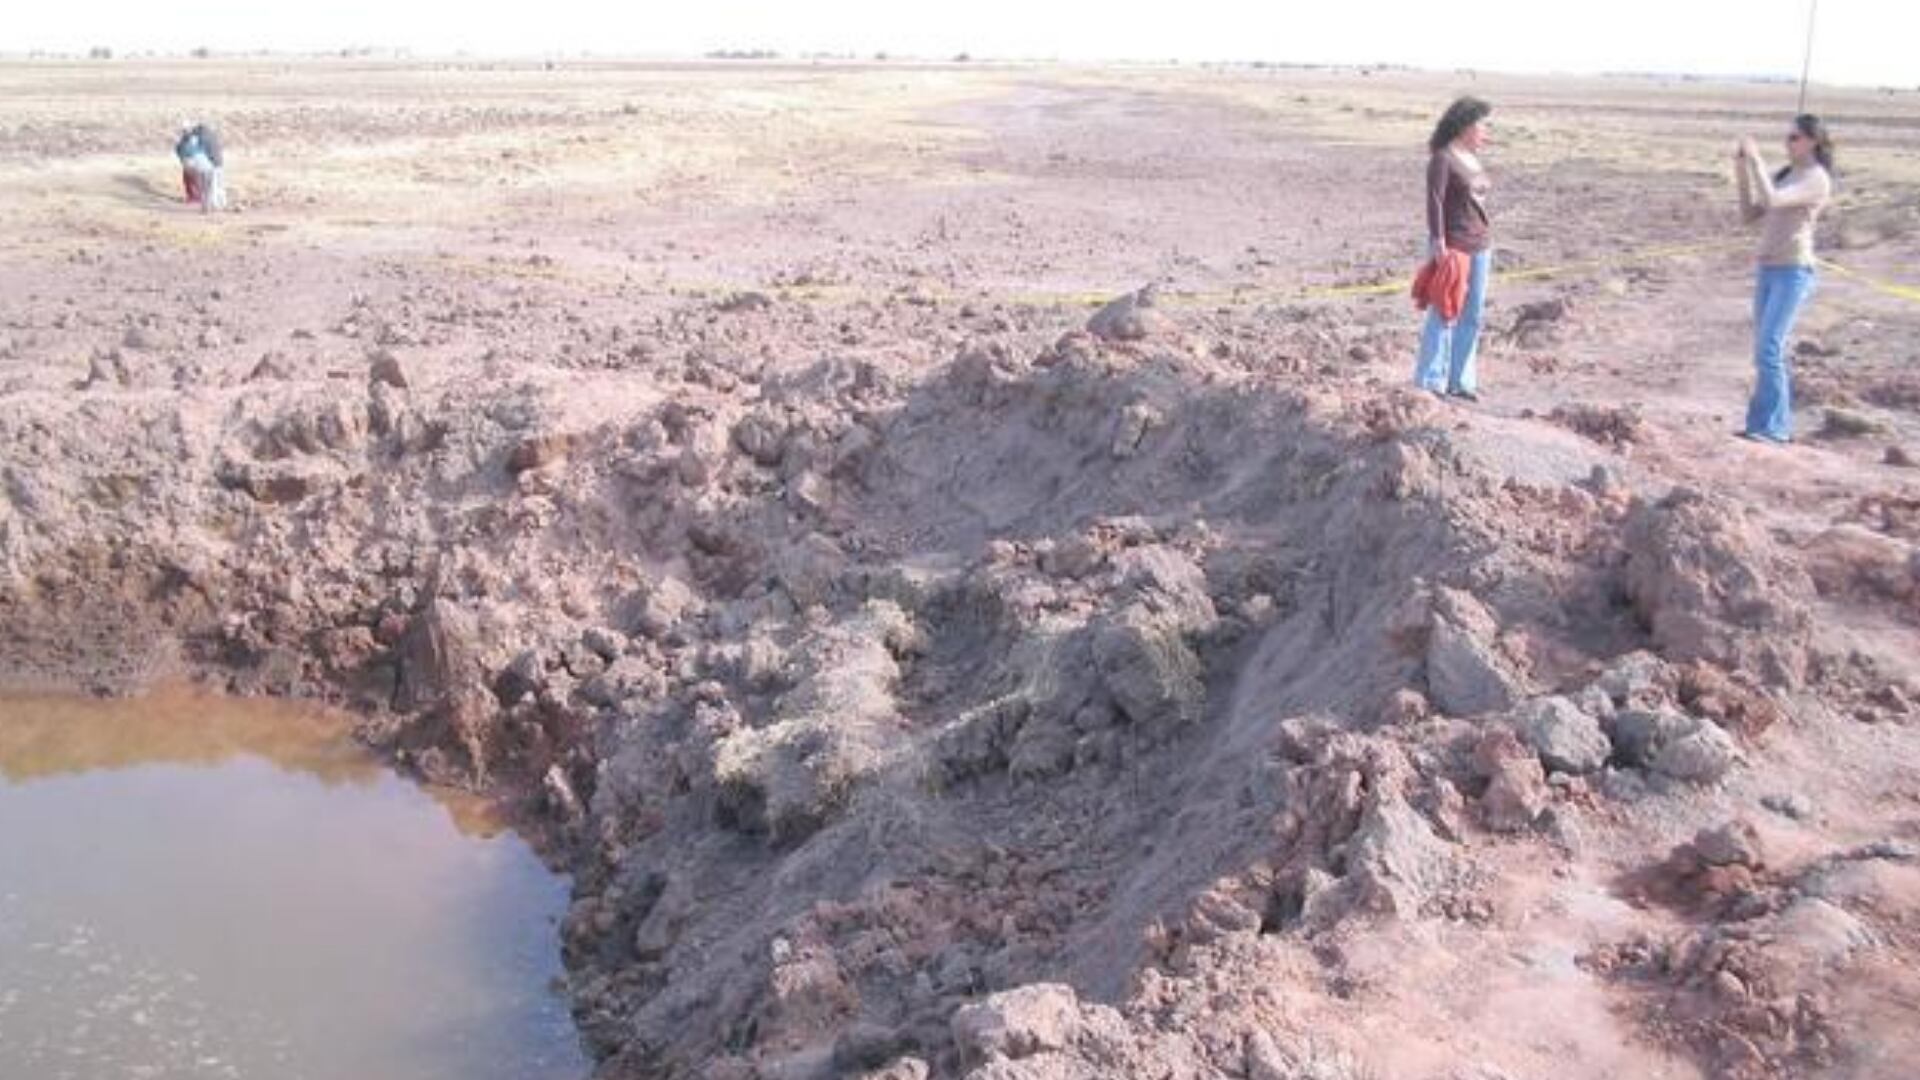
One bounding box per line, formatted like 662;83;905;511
1737;156;1832;267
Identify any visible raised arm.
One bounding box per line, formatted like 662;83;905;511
1744;153;1831;211
1735;152;1763;223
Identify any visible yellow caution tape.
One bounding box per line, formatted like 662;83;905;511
1817;258;1920;304
411;227;1917;312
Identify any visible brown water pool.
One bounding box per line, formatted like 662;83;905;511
0;687;586;1080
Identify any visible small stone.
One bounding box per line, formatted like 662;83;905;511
1885;445;1916;468
1762;792;1814;821
368;348;409;389
583;626;627;662
1086;283;1174;342
1694;819;1766;869
507;432;573;473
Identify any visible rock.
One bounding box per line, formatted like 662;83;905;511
1473;728;1548;832
583;626;627;662
1593;651;1669;706
853;1059;928;1080
1481;756;1548;833
1611;707;1738;782
1623;489;1813;686
1425;589;1524;717
1039;536;1103;579
543;764;584;822
1801;525;1916;605
763;954;858;1034
1092;605;1204;731
1514;695;1611;774
832;1023;908;1072
1345;796;1450;916
1550;402;1647;447
712;606;903;841
507;432;574;473
1086;284;1174;342
368;348;409;389
952;984;1082;1065
393;598;497;780
495;648;546;704
730;411;788;467
1820;407;1887;438
1769;898;1877;969
1693;819;1766;869
717;290;773;313
1886;445;1916;468
395;599;484;712
625;575;698;639
1652;720;1739;782
1110;401;1164;459
632;874;694;960
1761;792;1815;821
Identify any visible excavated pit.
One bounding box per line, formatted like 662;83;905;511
3;303;1912;1080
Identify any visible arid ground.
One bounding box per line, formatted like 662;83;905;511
3;59;1920;1079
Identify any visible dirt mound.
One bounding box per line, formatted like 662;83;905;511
1623;488;1815;687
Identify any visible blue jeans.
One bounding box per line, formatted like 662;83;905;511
1413;248;1491;394
1745;265;1816;441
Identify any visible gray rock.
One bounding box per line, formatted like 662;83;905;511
1345;797;1450;917
1606;708;1688;768
952;984;1082;1066
1609;705;1739;782
833;1024;908;1072
1593;651;1669;706
1515;695;1612;774
1092;605;1204;731
1086;284;1174;342
1426;619;1521;717
730;410;788;467
1694;819;1766;868
583;626;627;661
1761;792;1815;821
1651;720;1739;783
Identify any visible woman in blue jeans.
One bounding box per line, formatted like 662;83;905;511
1735;114;1834;443
1415;97;1493;401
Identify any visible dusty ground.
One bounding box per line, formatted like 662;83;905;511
4;58;1920;1079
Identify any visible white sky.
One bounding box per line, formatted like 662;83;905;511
11;1;1918;88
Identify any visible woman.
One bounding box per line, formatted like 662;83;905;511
1735;114;1834;444
1415;97;1493;402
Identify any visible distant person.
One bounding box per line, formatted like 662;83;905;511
1734;113;1833;444
1413;96;1493;402
174;121;226;212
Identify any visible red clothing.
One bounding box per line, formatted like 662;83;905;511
182;167;202;204
1411;250;1472;322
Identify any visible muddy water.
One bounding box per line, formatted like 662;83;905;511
0;688;586;1080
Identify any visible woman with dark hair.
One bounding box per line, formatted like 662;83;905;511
1734;113;1834;443
1414;96;1493;401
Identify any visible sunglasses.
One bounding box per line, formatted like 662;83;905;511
1786;132;1810;143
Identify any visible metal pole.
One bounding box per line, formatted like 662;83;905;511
1797;0;1818;113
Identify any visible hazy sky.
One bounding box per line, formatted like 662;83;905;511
12;1;1917;87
